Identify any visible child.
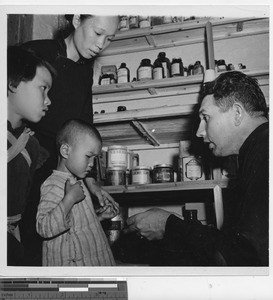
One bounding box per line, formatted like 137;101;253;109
36;119;117;266
7;45;55;265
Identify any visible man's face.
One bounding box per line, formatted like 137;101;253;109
196;95;236;157
73;15;118;59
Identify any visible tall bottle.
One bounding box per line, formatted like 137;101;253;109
137;58;153;81
154;52;171;78
171;57;183;77
117;62;130;83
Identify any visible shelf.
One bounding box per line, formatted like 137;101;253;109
102;179;228;194
100;17;269;56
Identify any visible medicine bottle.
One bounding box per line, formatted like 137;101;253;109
183;209;201;224
171;57;183;77
153;60;164;80
217;59;227;72
119;16;129;31
117;63;130;83
138;16;151;28
129;16;139;29
99;74;116;85
137;59;153;81
193;61;204;75
154;52;171;78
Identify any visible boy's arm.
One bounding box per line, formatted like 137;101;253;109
36;179;85;239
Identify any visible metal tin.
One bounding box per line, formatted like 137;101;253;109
106;166;126;186
107;145;127;168
152;164;174;183
131;166;151;184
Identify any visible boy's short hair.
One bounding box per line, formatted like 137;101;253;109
56;119;102;151
8;45;56;93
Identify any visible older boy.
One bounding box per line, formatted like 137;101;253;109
7;45;55;265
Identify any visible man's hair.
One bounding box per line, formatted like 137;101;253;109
56;119;102;151
8;45;56;93
201;71;268;118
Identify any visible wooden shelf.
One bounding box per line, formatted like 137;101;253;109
100;17;269;56
103;179;228;194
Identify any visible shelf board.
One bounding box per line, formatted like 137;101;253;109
102;179;228;194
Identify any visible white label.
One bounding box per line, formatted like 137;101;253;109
153;67;163;80
139;20;150;28
117;69;128;83
108;149;127;167
138;66;152;80
101;78;110;85
171;63;180;76
132;170;150;184
162;62;169;78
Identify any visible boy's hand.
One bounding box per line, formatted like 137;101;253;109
96;202;118;221
64;178;85;205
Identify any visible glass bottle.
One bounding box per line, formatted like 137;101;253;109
183;209;201;224
129;16;139;29
119;15;129;31
171;57;183;77
217;59;227;72
137;58;153;81
117;62;130;83
138;16;151;28
153;60;164;80
154;52;171;78
193;61;204;75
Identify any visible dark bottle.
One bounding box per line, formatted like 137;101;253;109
137;58;153;81
183;209;201;224
193;61;204;75
117;62;130;83
129;16;139;29
171;57;183;77
154;52;171;78
153;60;164;80
217;59;227;72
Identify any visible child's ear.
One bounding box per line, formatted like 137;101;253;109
60;143;70;159
8;83;17;93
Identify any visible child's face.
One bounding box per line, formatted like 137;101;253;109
65;133;102;179
10;66;52;123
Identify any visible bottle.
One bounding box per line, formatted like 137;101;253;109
217;59;227;72
138;16;151;28
187;64;194;76
171;57;183;77
183;209;201;224
117;62;130;83
129;16;138;29
154;52;171;78
119;15;129;31
137;58;153;81
153;60;164;80
193;61;204;75
99;73;116;85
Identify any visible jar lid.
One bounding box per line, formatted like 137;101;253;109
108;145;127;150
132;166;151;171
141;58;151;64
153;164;173;169
107;166;126;171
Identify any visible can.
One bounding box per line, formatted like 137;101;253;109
106;166;126;186
107;145;127;168
131;166;151;184
152;164;174;183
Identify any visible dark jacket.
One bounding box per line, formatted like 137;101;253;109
163;122;269;266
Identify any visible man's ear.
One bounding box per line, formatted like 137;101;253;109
72;14;81;29
8;83;17;93
233;102;244;126
60;143;70;159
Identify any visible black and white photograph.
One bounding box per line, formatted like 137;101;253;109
1;3;272;299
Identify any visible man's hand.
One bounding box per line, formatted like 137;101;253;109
125;208;171;240
84;177;119;214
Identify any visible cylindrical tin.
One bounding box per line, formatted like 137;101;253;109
106;166;126;186
131;166;151;184
107;145;127;168
152;164;174;183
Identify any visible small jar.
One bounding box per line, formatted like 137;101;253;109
138;16;151;28
106;166;126;186
117;62;130;83
131;166;151;184
129;16;139;29
119;15;129;31
152;164;174;183
137;58;153;81
193;61;204;75
171;57;183;77
154;52;171;78
216;59;227;72
99;74;116;85
107;145;127;168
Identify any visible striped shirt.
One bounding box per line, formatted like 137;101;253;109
36;170;115;266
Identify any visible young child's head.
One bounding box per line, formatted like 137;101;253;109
8;45;56;127
56;119;102;179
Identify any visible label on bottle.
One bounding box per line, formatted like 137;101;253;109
117;69;129;83
171;63;181;76
138;66;152;80
139;20;150;28
101;78;111;85
162;62;169;78
185;158;202;180
153;67;163;80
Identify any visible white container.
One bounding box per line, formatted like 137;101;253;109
131;166;151;184
107;145;127;168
